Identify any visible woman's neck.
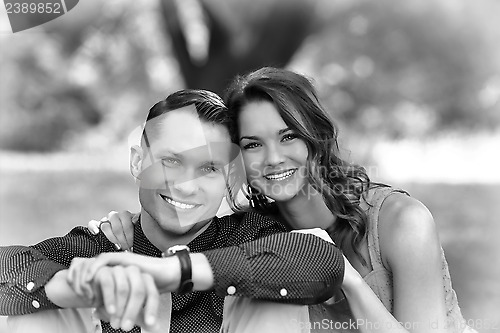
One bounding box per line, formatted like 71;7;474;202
276;185;336;230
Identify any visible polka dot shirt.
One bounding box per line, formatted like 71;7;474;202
0;211;344;332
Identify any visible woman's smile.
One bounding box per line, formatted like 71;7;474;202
263;168;297;181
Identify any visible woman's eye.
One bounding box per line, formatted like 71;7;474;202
281;133;298;142
242;142;260;150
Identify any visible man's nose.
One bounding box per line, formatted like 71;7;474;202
170;172;199;196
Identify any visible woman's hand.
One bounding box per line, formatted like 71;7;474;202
87;211;137;251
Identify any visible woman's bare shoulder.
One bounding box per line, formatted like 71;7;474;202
377;193;441;270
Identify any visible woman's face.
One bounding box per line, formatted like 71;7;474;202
238;100;309;202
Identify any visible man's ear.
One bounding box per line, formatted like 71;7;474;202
130;145;143;179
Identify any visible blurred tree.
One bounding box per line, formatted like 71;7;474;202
160;0;499;136
159;0;318;94
0;1;162;151
0;37;101;151
1;0;498;152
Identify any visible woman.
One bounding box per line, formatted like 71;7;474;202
96;67;477;333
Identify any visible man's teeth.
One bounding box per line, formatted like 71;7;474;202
265;169;296;181
163;196;196;209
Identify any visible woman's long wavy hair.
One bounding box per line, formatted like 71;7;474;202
224;67;385;264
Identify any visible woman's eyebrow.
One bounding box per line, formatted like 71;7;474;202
239;128;291;142
278;127;292;135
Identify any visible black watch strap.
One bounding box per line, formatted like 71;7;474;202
175;249;194;294
163;245;194;294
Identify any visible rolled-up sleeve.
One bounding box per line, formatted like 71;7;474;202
0;227;114;315
203;232;344;305
0;246;66;315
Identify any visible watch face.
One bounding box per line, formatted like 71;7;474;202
166;244;190;256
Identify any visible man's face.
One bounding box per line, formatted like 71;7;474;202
136;106;234;235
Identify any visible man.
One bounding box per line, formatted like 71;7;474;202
0;90;344;332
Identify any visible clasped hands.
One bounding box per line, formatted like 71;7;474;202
66;252;180;331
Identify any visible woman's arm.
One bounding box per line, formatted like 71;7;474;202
342;194;449;333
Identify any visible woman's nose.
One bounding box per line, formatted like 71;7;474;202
264;144;286;166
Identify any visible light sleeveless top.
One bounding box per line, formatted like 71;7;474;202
314;186;475;333
222;186;477;333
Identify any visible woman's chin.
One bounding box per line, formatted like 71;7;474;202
261;183;308;203
265;191;299;203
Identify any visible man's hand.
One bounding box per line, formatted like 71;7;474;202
68;252;181;293
66;256;162;331
92;266;160;331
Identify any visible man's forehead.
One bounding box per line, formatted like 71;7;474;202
144;105;229;147
154;142;238;164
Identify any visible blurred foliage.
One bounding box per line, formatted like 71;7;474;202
292;0;500;138
0;1;179;151
0;0;499;151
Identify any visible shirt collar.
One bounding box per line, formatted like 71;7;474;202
132;216;221;256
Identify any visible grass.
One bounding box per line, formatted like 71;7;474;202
1;171;499;332
0;170;139;245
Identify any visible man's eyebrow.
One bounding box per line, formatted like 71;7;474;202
155;149;228;165
201;160;227;167
239;135;259;142
155;150;181;158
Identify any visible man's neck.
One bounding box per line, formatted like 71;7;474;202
140;210;213;252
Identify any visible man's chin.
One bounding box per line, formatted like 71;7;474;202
158;223;194;235
159;218;211;235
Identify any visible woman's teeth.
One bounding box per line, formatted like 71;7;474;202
264;169;296;181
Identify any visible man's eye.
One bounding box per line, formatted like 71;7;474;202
201;165;220;174
161;158;180;167
242;142;260;150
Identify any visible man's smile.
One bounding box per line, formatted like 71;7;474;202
159;194;199;210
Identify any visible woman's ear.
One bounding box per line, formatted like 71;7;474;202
130;145;143;180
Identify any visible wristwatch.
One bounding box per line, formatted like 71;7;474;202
162;245;194;294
